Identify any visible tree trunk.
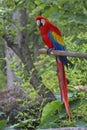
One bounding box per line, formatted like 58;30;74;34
5;43;19;89
3;6;56;105
33;34;40;61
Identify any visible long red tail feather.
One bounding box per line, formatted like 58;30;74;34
56;57;70;120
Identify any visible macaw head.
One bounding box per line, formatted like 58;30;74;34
36;16;49;28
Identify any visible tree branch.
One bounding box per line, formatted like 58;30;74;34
3;34;21;57
39;49;87;58
74;85;87;92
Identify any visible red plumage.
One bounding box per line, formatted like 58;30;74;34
36;16;70;120
56;58;70;120
36;16;61;48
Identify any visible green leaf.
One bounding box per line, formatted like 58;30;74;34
11;119;36;128
0;120;8;130
41;100;62;124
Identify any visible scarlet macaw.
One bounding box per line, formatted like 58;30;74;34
36;16;70;120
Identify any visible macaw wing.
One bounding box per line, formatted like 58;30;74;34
48;31;65;51
48;31;67;66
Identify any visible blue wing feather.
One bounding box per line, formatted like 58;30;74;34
48;32;65;50
48;32;67;66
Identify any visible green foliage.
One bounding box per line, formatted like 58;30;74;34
0;70;7;89
11;119;36;129
33;0;87;128
39;100;62;128
0;0;87;129
38;92;87;129
0;39;7;89
35;33;87;128
66;38;87;87
9;56;38;100
0;119;8;130
9;99;41;130
35;55;58;93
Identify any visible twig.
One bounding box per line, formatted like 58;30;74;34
39;49;87;58
74;85;87;92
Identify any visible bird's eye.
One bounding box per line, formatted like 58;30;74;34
41;19;45;26
36;20;40;26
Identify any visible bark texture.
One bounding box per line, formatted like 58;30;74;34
3;8;56;104
5;43;19;89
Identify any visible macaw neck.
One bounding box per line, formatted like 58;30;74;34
39;23;49;35
39;21;62;37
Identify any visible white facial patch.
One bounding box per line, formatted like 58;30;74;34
36;20;40;26
41;19;45;26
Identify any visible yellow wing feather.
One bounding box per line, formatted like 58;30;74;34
51;32;64;46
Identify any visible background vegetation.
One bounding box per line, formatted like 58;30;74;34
0;0;87;129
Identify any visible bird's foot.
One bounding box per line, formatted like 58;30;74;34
47;48;55;54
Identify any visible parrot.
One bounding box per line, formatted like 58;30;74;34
36;16;70;120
